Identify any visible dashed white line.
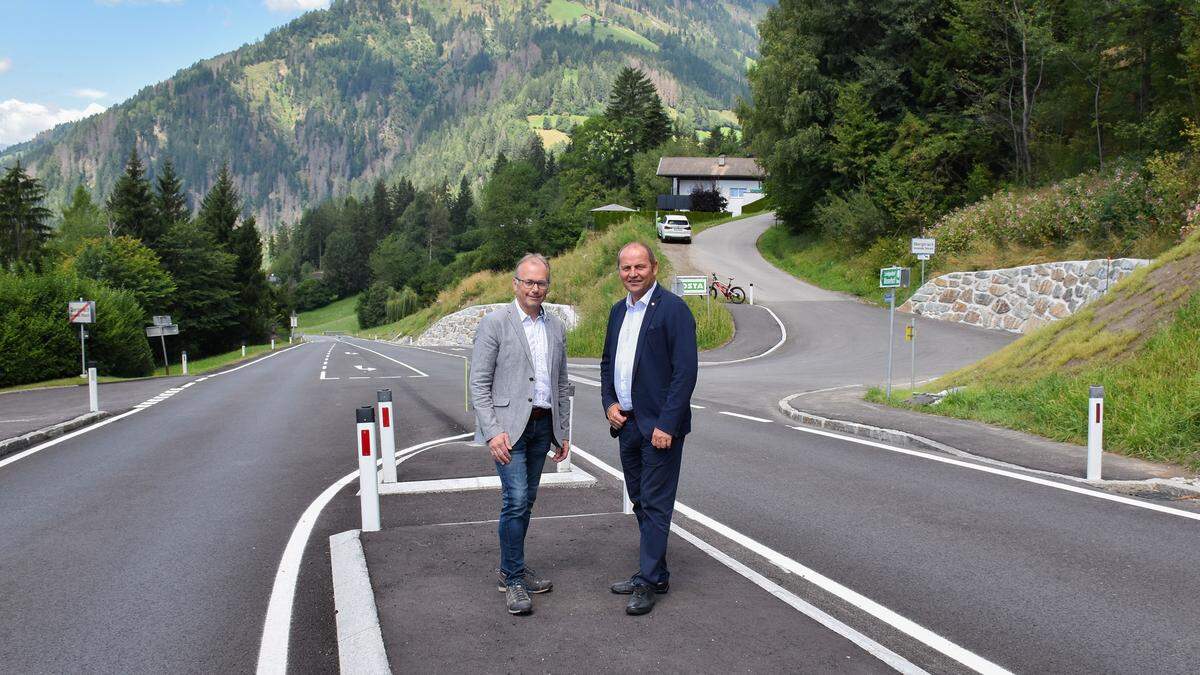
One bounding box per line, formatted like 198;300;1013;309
718;411;772;423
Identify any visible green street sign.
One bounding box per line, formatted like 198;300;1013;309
675;275;708;296
880;267;903;288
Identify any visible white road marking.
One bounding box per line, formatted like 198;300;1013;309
374;469;594;495
256;433;471;674
568;446;1006;674
0;417;43;424
0;344;307;473
353;365;377;372
567;374;601;387
690;404;706;409
343;341;428;377
719;411;772;423
699;304;789;367
319;371;339;381
349;376;370;380
788;424;1200;523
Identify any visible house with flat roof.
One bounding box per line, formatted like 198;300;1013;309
656;156;767;215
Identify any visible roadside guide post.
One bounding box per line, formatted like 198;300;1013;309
879;266;910;399
182;351;188;375
558;384;575;473
910;238;936;393
356;406;382;532
87;361;98;413
749;282;755;306
1087;386;1104;480
242;343;246;357
271;338;276;350
377;390;397;484
145;317;178;376
69;299;96;377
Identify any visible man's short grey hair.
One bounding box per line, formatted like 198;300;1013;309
514;253;551;280
616;241;657;267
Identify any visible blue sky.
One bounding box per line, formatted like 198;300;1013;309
0;0;331;147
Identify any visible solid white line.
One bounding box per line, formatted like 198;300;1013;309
397;343;469;361
670;523;927;675
255;432;471;674
344;341;429;377
375;469;595;495
699;304;788;366
568;446;1007;674
567;374;601;387
426;511;625;527
718;411;772;423
690;404;706;409
349;376;370;380
788;424;1200;523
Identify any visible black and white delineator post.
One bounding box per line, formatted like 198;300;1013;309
87;360;98;413
748;283;755;306
1087;386;1104;480
377;389;397;483
356;406;381;532
557;384;575;473
182;351;188;375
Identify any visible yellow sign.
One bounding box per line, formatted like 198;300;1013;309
905;324;913;341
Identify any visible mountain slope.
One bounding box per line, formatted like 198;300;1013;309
0;0;767;231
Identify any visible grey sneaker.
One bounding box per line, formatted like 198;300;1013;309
496;568;553;594
505;580;533;615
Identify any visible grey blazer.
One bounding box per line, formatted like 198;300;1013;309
470;302;570;448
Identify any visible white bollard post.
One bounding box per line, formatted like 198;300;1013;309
558;385;575;473
181;351;188;375
87;362;98;413
377;389;397;483
271;338;275;350
241;343;246;357
748;283;755;306
1087;385;1104;480
356;406;382;532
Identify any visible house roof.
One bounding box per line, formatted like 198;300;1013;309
656;156;766;179
590;203;637;212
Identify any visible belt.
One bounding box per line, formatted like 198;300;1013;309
529;407;552;419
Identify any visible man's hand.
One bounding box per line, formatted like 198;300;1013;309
488;432;513;464
651;428;672;449
606;403;627;431
552;439;570;463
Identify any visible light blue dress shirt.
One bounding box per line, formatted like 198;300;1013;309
517;300;552;408
614;282;657;411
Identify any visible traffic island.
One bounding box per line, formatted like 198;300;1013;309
331;444;892;673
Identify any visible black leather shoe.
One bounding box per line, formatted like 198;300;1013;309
610;575;669;595
625;585;656;615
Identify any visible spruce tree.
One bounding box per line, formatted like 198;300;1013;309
0;161;53;267
198;163;241;247
154;159;190;230
107;149;159;245
605;66;671;152
450;175;474;236
229;215;271;341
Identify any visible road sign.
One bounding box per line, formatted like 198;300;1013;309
144;324;180;337
69;301;95;324
911;238;936;258
290;315;298;328
880;267;908;288
674;275;708;296
152;315;172;327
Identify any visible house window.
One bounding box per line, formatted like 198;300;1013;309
730;187;746;198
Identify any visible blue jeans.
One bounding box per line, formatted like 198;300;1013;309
495;415;552;585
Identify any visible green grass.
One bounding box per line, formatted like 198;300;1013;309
350;218;733;357
758;225;890;304
580;23;657;51
0;341;291;394
296;295;360;334
546;0;589;23
865;232;1200;470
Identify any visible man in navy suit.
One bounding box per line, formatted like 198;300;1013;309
600;241;698;615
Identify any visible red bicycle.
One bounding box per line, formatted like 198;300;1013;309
709;273;746;304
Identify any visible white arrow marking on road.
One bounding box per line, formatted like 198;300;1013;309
344;351;358;355
353;365;376;372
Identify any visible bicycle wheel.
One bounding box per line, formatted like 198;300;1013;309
729;286;746;304
708;285;718;300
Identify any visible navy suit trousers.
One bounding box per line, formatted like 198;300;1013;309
618;418;684;586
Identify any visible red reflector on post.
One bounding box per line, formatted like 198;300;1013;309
1095;403;1102;424
382;407;390;428
360;429;371;456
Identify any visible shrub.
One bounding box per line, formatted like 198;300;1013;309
816;189;889;249
69;236;176;314
294;277;336;311
0;270;154;386
690;185;728;212
356;282;389;329
385;286;421;322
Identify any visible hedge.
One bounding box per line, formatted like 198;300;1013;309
0;271;154;386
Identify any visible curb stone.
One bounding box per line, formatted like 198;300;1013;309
777;395;1200;500
330;529;391;675
0;411;111;460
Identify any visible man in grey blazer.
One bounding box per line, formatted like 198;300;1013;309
470;253;571;615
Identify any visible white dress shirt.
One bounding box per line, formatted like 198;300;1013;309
614;282;657;411
517;300;552;408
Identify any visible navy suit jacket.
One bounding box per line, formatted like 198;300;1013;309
600;284;699;439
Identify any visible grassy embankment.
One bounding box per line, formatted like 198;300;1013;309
0;341;288;394
867;231;1200;470
301;219;734;357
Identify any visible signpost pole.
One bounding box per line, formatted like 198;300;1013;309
80;324;87;377
159;335;169;376
886;291;896;399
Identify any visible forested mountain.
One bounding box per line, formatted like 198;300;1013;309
0;0;768;232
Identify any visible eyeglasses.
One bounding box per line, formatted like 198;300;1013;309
514;277;549;290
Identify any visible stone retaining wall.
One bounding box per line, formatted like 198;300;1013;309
899;258;1148;333
414;303;579;346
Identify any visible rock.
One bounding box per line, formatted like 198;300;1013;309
1063;274;1077;287
994;299;1011;314
940;289;959;303
1049;301;1070;318
1051;267;1065;281
974;292;994;306
964;310;982;324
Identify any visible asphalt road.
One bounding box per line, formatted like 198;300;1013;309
1;215;1197;672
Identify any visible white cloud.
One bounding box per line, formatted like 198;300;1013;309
263;0;330;12
0;100;107;146
0;57;12;74
73;88;109;100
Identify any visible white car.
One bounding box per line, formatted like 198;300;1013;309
656;215;692;243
